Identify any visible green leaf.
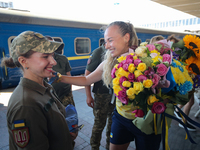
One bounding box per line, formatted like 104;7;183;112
140;57;153;68
155;43;162;51
146;48;151;57
174;50;182;55
163;62;170;67
172;40;185;49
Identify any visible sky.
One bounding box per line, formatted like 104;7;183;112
6;0;196;26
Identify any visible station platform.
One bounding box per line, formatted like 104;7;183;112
0;85;200;150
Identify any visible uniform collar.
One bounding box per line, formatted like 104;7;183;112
19;77;53;95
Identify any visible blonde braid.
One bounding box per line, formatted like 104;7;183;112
102;50;118;88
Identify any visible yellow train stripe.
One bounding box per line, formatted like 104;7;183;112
67;56;90;60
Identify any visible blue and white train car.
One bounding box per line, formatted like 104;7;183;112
0;8;190;89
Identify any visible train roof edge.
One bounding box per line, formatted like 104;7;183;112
0;8;194;36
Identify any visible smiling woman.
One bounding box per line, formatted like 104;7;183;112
1;31;77;149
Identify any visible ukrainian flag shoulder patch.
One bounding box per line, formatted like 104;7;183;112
14;120;25;128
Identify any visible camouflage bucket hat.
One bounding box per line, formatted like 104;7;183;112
10;31;64;63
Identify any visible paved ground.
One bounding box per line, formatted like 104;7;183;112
0;85;200;150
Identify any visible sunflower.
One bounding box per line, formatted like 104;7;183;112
185;56;200;75
183;35;200;58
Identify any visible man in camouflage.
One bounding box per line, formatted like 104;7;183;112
85;44;115;150
46;36;75;107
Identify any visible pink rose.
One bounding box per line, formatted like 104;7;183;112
126;54;133;60
118;62;123;68
137;75;148;82
128;73;135;82
118;89;127;98
122;63;129;71
134;59;142;66
156;63;168;76
118;96;129;105
126;55;133;64
119;76;128;84
121;60;126;64
162;54;171;64
111;68;117;78
152;74;161;88
151;102;166;114
146;44;155;51
132;109;145;117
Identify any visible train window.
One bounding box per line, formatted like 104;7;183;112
145;39;150;44
99;38;104;46
138;39;141;46
74;38;91;55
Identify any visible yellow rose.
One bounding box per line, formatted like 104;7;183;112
113;85;122;96
128;64;135;73
133;55;138;60
115;69;122;78
137;63;147;72
129;53;134;55
133;82;144;94
134;70;143;78
143;79;153;88
114;64;119;69
147;95;159;105
118;67;129;78
117;56;126;63
122;81;131;87
128;95;135;100
112;77;120;85
126;88;136;96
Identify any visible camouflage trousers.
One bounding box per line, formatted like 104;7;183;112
90;92;115;150
60;91;75;107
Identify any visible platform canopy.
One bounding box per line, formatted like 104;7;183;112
152;0;200;18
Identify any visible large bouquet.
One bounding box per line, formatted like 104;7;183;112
111;41;193;117
172;34;200;88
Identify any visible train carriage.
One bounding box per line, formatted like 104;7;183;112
0;8;191;89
